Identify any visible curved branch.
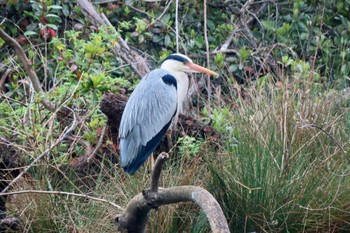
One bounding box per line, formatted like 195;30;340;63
150;152;168;192
116;186;229;233
115;153;229;233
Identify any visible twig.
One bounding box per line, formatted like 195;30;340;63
0;190;124;210
1;108;77;194
215;0;268;52
131;0;186;53
87;125;107;163
212;48;239;55
146;0;174;30
298;123;349;160
0;68;11;92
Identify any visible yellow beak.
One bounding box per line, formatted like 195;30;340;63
186;63;219;77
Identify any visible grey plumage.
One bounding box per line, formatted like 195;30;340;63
118;53;218;174
119;69;177;173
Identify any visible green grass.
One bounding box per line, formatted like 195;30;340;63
205;83;350;232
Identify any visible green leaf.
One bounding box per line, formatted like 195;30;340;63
62;4;70;17
228;64;237;72
238;47;251;62
207;19;215;30
164;34;171;47
24;31;37;36
138;34;144;44
46;24;58;30
262;20;275;31
48;5;63;10
46;14;60;19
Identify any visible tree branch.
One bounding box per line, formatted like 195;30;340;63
76;0;150;78
215;0;268;52
116;186;229;233
150;152;168;193
115;153;229;233
0;190;123;210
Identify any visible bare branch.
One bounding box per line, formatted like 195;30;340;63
0;68;11;92
203;0;211;111
150;152;169;193
0;28;56;111
215;0;269;52
175;0;179;53
76;0;150;78
87;125;107;163
0;190;123;210
116;186;229;233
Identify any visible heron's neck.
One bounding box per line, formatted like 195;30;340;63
161;63;190;113
172;71;189;114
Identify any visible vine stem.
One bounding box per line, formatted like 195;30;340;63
175;0;179;53
203;0;211;112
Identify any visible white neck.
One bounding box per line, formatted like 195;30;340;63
161;61;189;114
174;71;189;114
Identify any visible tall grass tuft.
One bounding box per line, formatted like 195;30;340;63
205;76;350;232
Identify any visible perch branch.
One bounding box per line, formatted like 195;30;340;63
150;152;168;193
115;153;229;233
116;186;229;233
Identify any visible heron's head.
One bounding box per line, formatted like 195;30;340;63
161;53;218;77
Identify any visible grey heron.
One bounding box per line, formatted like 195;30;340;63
119;53;218;174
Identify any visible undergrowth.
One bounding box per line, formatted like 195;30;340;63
204;75;350;232
6;70;349;232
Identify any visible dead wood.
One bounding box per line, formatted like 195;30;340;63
115;153;229;233
0;217;21;231
76;0;150;78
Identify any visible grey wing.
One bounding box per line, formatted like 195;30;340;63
118;70;177;168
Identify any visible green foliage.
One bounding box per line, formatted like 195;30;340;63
177;135;203;159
